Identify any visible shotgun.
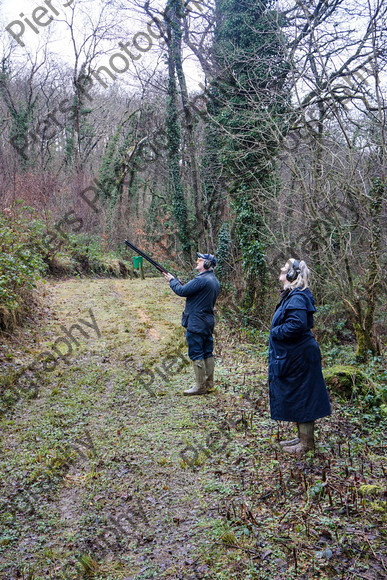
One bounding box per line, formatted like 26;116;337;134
124;240;182;283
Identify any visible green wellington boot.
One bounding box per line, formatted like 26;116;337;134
279;437;300;447
279;424;300;447
184;360;208;396
282;422;315;454
204;357;215;391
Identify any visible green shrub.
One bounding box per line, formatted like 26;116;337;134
323;362;386;414
323;365;371;398
0;206;132;332
0;206;48;326
67;234;131;277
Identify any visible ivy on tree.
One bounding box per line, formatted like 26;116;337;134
210;0;290;312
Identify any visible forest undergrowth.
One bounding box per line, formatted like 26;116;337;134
0;278;385;579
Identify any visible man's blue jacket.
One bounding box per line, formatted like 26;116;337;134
169;270;220;335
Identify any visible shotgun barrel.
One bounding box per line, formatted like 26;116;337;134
124;240;182;282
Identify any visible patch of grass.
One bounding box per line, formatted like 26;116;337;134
1;278;385;579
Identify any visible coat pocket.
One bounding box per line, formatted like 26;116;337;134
270;354;288;378
181;311;188;328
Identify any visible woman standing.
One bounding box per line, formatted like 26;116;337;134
269;259;331;454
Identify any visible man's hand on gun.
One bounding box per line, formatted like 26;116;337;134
163;272;175;282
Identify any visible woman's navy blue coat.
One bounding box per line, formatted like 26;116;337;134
269;288;331;422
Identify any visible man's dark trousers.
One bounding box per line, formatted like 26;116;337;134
186;331;214;361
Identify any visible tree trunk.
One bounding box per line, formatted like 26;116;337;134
173;31;205;246
354;178;383;360
164;0;192;259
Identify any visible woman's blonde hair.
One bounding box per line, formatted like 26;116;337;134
286;258;310;289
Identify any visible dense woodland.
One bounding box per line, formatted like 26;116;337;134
0;2;386;578
0;0;386;354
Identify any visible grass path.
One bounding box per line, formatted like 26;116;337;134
0;278;266;579
0;278;385;579
0;279;199;576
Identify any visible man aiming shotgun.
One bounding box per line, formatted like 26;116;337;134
164;253;220;396
124;240;220;395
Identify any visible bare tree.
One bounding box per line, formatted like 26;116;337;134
265;0;387;357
